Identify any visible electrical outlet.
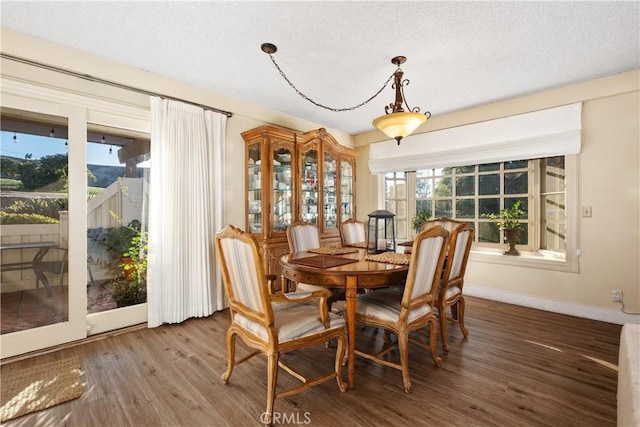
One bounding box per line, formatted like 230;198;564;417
612;290;623;302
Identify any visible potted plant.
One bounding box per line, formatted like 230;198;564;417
113;231;148;307
111;276;146;307
483;200;524;256
411;210;431;235
103;220;140;259
120;232;147;282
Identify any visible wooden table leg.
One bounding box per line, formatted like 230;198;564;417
345;275;357;389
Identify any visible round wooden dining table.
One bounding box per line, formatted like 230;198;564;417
280;248;409;389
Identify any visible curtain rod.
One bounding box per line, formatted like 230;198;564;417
1;53;233;118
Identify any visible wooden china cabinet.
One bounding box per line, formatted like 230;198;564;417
242;126;356;289
297;128;356;238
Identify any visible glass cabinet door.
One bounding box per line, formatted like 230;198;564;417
272;147;293;233
340;160;354;221
247;143;262;234
323;153;337;230
300;149;319;225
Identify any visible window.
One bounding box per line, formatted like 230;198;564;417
539;156;566;254
384;172;408;240
385;155;574;268
375;104;580;272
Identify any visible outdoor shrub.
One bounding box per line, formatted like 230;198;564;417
3;198;68;219
0;178;21;190
0;211;59;224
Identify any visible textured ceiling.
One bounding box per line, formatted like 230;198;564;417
1;1;639;135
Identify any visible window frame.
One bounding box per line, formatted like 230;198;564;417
380;155;579;273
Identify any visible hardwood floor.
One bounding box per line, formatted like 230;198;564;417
1;296;621;426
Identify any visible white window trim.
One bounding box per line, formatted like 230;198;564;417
469;246;578;273
382;155;579;273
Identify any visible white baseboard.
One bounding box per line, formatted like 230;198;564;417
465;284;640;326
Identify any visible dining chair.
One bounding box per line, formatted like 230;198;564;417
215;224;347;425
286;221;321;254
286;221;322;295
286;222;344;309
436;221;474;353
339;218;367;248
421;217;466;234
354;226;449;393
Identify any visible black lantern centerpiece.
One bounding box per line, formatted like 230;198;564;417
367;210;396;254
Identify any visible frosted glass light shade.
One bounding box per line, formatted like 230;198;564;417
372;111;427;141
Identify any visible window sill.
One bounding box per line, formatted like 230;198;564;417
469;248;578;273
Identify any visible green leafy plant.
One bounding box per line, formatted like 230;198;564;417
120;232;148;283
111;276;146;307
105;180;148;305
0;178;22;190
3;198;68;219
112;229;148;307
103;221;140;258
482;200;524;229
18;153;68;191
0;211;59;224
411;210;431;234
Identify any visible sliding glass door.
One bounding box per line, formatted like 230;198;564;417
1;96;87;358
1;92;151;358
85;123;150;335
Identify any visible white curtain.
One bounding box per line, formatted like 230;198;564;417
147;97;227;327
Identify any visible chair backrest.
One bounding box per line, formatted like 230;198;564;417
215;225;273;326
286;222;321;253
401;226;449;311
422;217;467;234
339;219;366;246
442;221;474;290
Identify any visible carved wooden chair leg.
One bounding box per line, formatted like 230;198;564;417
398;332;412;393
334;334;347;392
458;298;469;338
451;303;459;321
265;353;279;426
429;318;442;367
440;302;450;354
221;330;236;383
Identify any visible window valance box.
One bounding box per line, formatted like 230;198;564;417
368;103;582;174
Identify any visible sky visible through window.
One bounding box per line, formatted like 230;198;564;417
1;131;123;167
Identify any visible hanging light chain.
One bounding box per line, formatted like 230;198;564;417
265;52;397;112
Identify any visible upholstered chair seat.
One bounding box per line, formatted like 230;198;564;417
356;288;434;324
236;300;344;343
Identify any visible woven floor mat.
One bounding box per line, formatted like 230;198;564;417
1;356;83;422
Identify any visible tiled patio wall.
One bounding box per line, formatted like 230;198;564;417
1;223;61;292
